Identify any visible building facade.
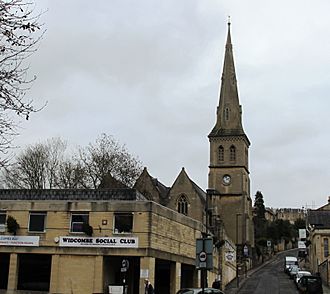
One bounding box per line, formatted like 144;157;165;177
275;208;305;224
0;189;236;294
306;198;330;285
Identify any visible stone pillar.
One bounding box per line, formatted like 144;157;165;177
170;261;181;293
195;270;200;288
7;253;18;292
93;255;103;294
49;254;60;293
139;257;155;294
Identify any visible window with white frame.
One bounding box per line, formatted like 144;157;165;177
114;213;133;234
70;213;89;233
0;211;6;232
29;212;47;232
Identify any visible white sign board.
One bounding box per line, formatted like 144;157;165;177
299;229;306;239
225;251;235;262
298;241;306;249
108;285;123;294
140;269;149;279
59;236;138;248
0;235;39;247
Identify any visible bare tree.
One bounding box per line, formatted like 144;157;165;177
3;142;47;188
0;0;44;164
2;134;143;189
2;137;66;188
78;134;143;188
56;161;86;189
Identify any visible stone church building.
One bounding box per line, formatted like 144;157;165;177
135;21;254;263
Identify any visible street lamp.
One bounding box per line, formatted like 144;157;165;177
236;213;242;288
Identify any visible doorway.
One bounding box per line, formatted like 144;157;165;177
17;253;52;291
0;253;10;289
103;256;140;294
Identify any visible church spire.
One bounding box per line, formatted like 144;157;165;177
209;20;248;141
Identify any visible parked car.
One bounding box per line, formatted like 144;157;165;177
176;288;224;294
284;256;298;273
295;271;311;285
297;275;323;293
288;265;300;279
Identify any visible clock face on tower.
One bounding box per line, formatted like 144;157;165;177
222;174;231;185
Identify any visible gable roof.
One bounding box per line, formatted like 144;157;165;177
172;167;206;204
307;210;330;229
134;167;170;203
98;173;128;189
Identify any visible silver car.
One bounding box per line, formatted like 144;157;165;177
288;265;300;279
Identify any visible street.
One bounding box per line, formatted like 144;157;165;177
237;251;300;294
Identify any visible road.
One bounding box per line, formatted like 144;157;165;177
237;250;299;294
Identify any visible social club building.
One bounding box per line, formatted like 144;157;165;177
0;189;225;294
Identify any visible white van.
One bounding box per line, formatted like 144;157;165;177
284;256;298;273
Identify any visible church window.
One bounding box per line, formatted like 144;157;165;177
230;145;236;161
324;238;329;258
218;146;224;162
177;195;188;215
225;108;230;120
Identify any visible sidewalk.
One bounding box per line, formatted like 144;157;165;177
224;259;271;294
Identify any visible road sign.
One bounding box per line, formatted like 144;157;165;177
243;245;249;257
299;229;306;239
195;238;213;269
199;251;207;262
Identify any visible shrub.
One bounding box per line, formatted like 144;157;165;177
6;215;19;235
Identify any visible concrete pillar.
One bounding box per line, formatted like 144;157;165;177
93;255;103;294
170;261;181;294
140;257;155;294
7;253;18;291
49;254;60;293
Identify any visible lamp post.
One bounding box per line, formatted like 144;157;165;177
236;213;242;288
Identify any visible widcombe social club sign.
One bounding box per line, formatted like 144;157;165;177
59;236;139;248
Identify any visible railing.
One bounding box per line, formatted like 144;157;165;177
318;259;329;286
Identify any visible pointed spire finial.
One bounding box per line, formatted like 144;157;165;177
226;16;232;46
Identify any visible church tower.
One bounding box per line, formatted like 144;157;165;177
208;21;254;255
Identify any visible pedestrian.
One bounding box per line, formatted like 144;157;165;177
144;278;154;294
212;277;221;289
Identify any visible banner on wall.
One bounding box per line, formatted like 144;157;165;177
59;236;138;248
0;235;40;246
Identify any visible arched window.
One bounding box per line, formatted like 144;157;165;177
230;145;236;161
218;145;224;162
177;195;188;215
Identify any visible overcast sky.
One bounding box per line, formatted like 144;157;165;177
14;0;330;209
